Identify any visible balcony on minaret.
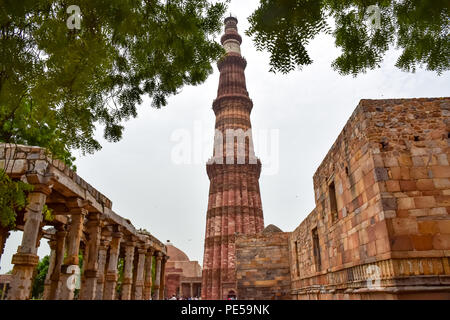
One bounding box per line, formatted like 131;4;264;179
221;16;242;55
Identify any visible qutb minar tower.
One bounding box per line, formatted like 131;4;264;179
201;16;264;300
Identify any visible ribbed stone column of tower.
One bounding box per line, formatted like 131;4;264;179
201;16;264;300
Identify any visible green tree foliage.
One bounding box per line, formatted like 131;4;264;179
0;168;33;228
0;0;227;165
0;0;227;229
247;0;449;75
115;257;124;298
31;255;49;299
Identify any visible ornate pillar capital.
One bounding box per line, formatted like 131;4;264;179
155;251;163;260
48;239;57;251
24;172;56;196
146;247;155;257
112;231;123;239
67;198;90;215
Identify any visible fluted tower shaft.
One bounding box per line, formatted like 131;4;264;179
201;16;264;300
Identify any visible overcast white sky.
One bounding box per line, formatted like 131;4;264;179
1;0;449;273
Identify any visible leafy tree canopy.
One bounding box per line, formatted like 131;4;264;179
0;168;33;228
0;0;227;167
32;255;49;299
247;0;449;75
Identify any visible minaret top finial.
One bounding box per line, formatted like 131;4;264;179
221;15;242;53
224;14;238;26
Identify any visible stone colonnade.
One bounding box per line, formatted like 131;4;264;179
0;144;168;300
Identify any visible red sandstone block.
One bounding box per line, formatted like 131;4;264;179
429;207;447;216
400;180;417;191
418;221;439;235
417;179;435;191
435;195;450;207
367;241;377;257
411;235;433;250
431;166;450;178
411;147;428;157
391;235;413;251
434;178;450;189
363;171;375;187
343;250;352;264
437;154;449;166
384;157;399;167
359;229;369;245
365;184;377;201
414;196;436;208
386;180;401;192
367;225;376;242
353;168;363;183
412;156;425;167
391;218;418;235
398;154;413;167
372;154;384;167
376;237;390;254
421;190;442;196
389;167;403;180
397;197;415;210
432;234;450;250
438;220;450;234
397;209;410;218
349;232;359;249
375;221;388;240
410;168;429;179
409;208;429;217
398;167;410;180
362;157;375;174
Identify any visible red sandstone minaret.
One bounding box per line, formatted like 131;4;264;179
201;16;264;300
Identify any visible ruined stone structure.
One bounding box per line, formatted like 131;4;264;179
235;225;291;300
234;97;450;300
201;16;264;300
0;274;11;299
164;241;202;299
289;98;450;299
0;143;168;300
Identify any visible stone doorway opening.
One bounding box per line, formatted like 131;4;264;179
227;290;236;300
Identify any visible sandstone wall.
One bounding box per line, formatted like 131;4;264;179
235;232;291;300
290;98;450;300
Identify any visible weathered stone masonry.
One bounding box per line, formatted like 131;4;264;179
235;226;291;300
289;98;450;299
0;143;168;300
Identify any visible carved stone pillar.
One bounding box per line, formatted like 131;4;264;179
95;236;110;300
0;227;11;272
190;282;193;298
153;252;162;300
133;246;147;300
42;240;57;299
143;248;154;300
103;231;122;300
49;229;67;300
9;176;52;300
79;213;101;300
159;255;168;300
59;199;87;300
121;241;136;300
